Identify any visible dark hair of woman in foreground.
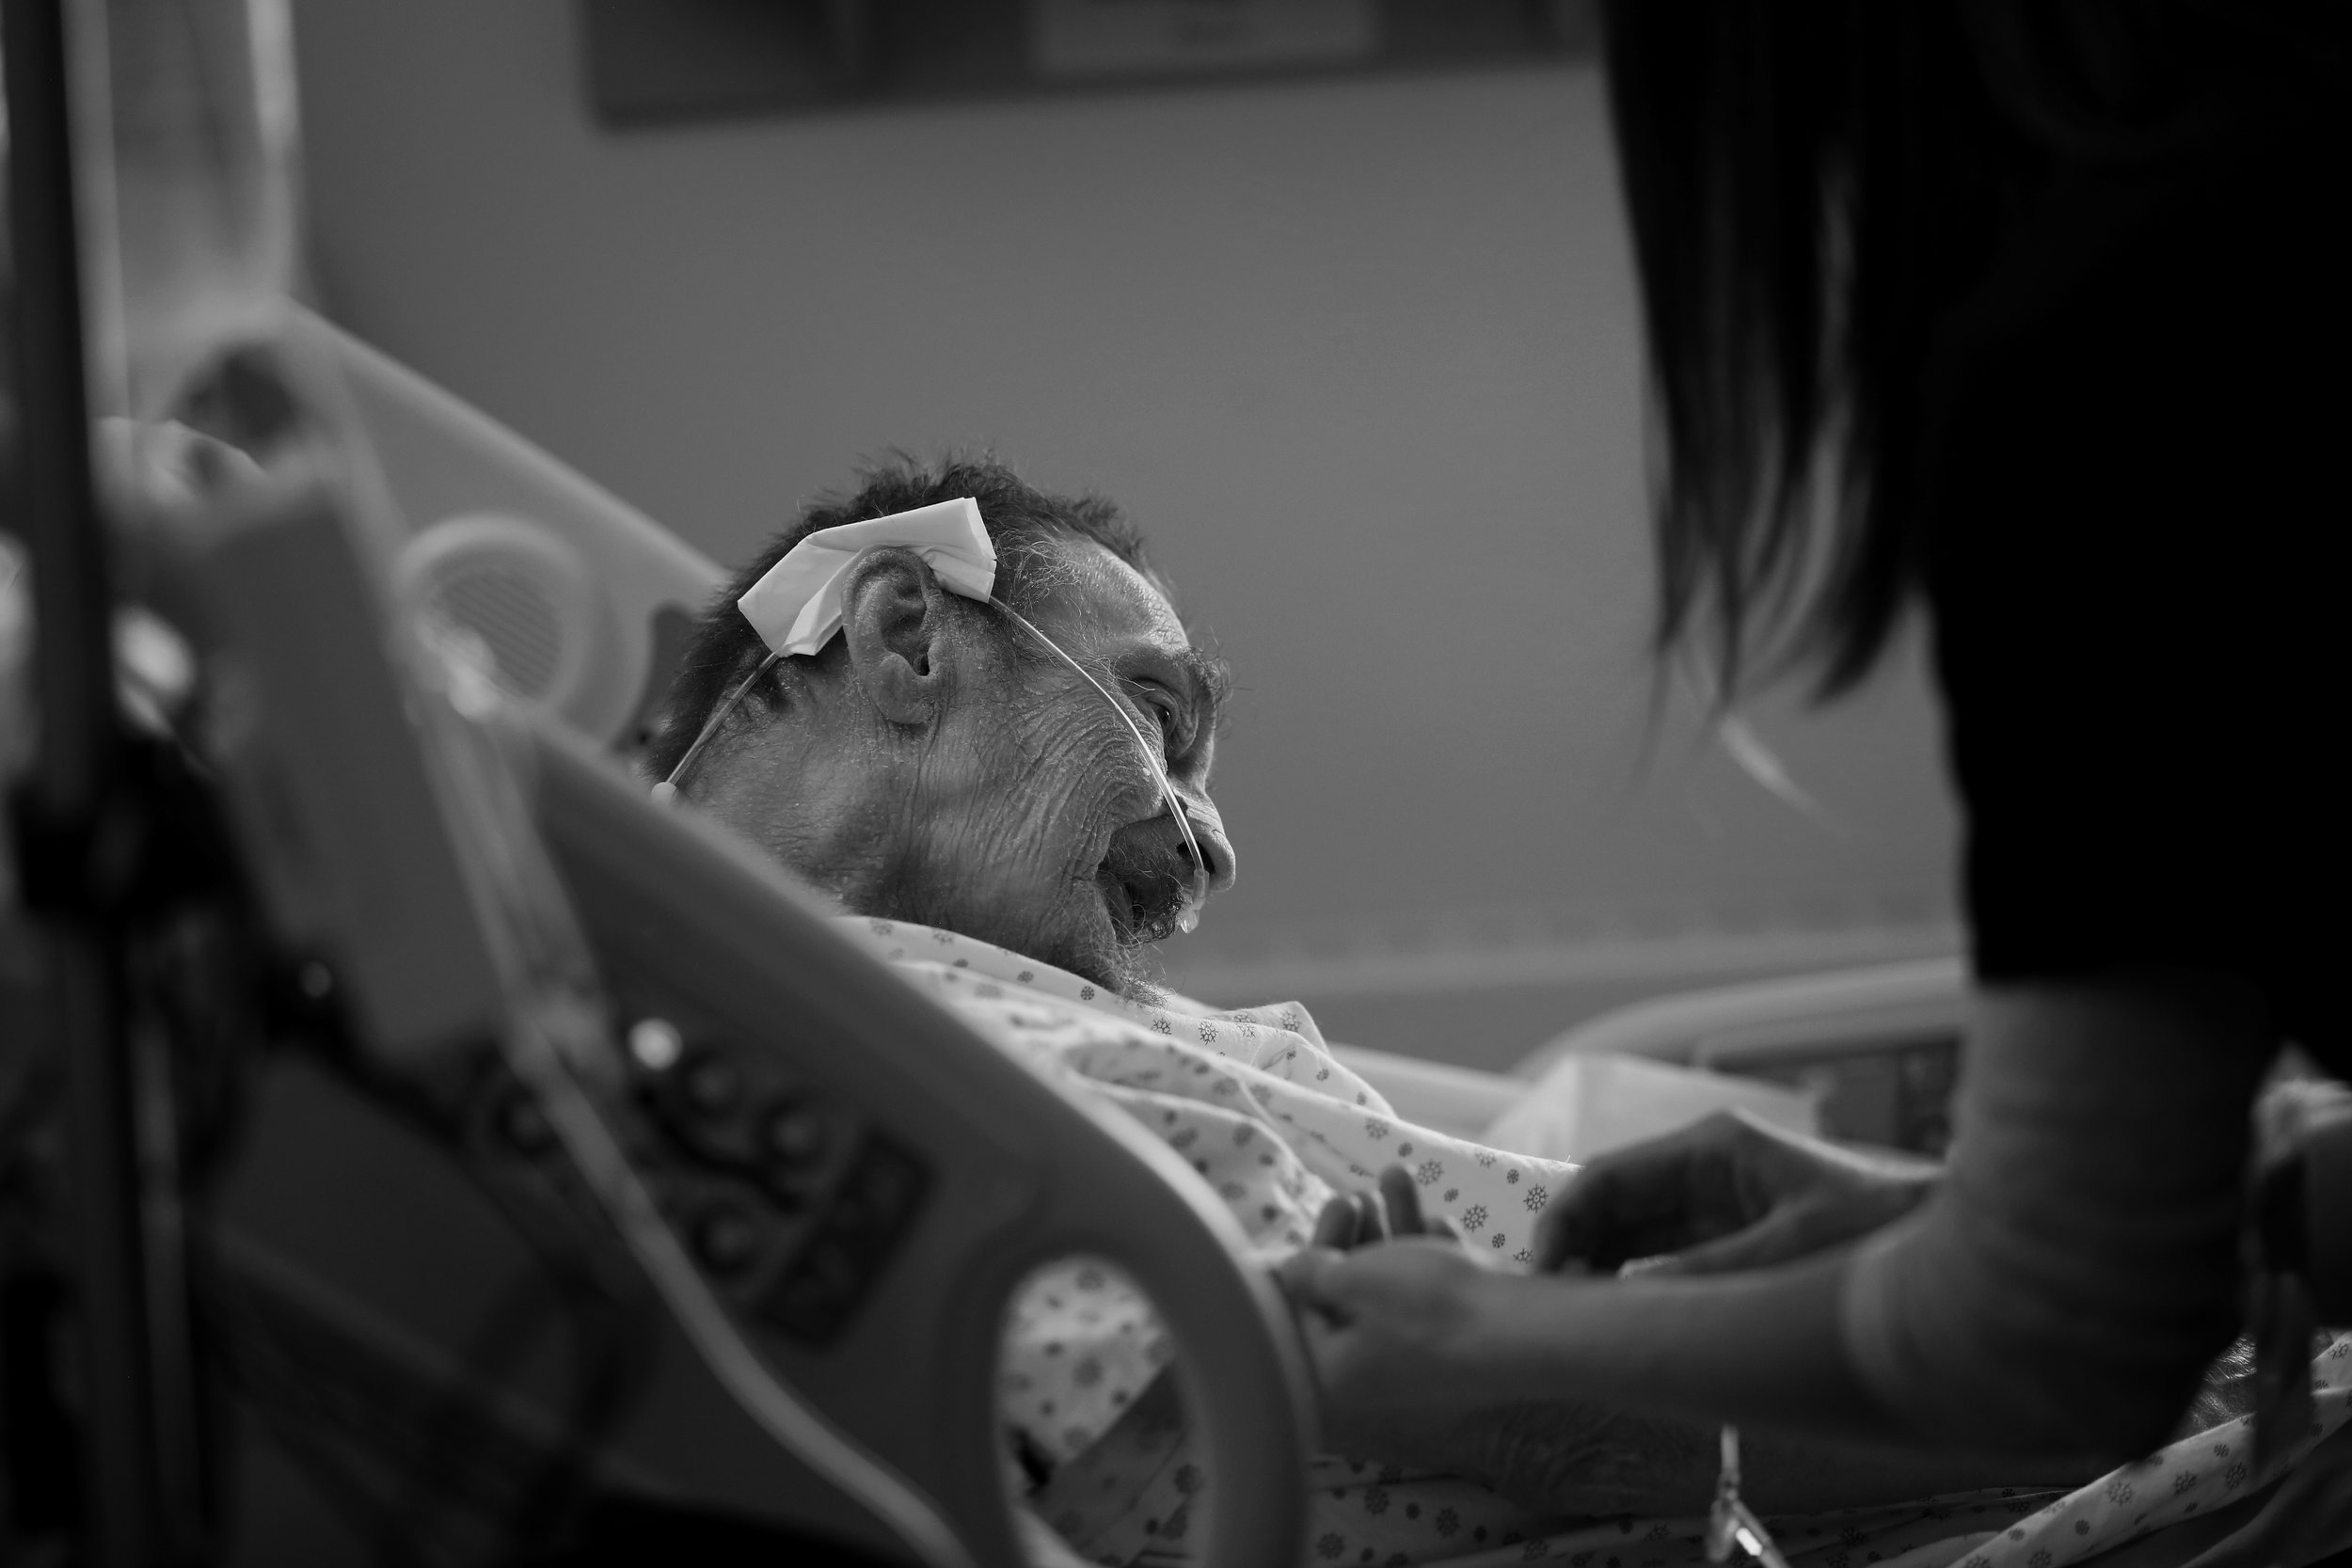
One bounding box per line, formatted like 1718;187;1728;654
1284;0;2348;1468
1604;0;2349;695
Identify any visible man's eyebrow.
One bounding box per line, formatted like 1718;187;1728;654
1176;646;1232;723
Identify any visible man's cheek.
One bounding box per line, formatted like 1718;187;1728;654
911;810;1078;927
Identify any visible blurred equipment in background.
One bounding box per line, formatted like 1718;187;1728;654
1;3;1314;1566
1510;959;1968;1157
292;311;718;755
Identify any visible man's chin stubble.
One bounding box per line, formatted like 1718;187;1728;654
1041;895;1169;1003
852;871;1167;1003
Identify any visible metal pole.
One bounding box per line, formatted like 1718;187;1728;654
3;0;187;1560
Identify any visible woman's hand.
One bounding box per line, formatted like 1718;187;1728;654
1276;1166;1500;1456
1308;1164;1458;1249
1276;1229;1499;1458
1534;1109;1938;1276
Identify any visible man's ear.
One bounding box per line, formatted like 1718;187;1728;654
840;549;957;725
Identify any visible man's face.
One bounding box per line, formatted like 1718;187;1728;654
891;538;1233;995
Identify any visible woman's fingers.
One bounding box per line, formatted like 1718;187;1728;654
1379;1164;1430;1236
1311;1195;1360;1251
1534;1148;1699;1272
1645;1176;1934;1275
1310;1167;1464;1257
1637;1204;1822;1276
1272;1237;1498;1443
1274;1248;1373;1349
1534;1112;1786;1273
1276;1237;1478;1321
1273;1244;1344;1310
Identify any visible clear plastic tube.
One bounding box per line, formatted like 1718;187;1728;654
650;650;781;806
987;596;1208;934
653;598;1213;935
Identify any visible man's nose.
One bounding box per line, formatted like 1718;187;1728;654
1175;790;1237;895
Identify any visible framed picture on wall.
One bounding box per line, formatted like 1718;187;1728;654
580;0;1598;127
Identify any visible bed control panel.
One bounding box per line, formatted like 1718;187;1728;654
519;722;1314;1568
622;1012;933;1346
755;1132;930;1344
475;1008;932;1348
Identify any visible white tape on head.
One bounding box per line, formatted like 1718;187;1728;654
736;498;995;657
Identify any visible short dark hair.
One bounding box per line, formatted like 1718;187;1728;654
643;452;1163;780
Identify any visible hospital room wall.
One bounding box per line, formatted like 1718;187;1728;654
290;2;1961;1072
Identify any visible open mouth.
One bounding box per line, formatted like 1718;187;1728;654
1097;829;1192;945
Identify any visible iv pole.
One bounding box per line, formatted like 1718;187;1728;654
4;0;198;1560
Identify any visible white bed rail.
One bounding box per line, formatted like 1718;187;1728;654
1514;957;1967;1080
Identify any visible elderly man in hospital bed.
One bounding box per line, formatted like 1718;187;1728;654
641;457;2344;1568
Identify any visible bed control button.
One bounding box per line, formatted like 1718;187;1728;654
760;1236;860;1341
762;1281;834;1340
498;1092;556;1156
843;1137;924;1227
759;1101;827;1165
680;1051;741;1116
758;1166;808;1212
692;1202;762;1275
799;1237;861;1297
754;1132;930;1345
627;1017;684;1072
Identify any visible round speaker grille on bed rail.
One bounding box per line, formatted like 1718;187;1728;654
398;513;605;715
429;559;565;697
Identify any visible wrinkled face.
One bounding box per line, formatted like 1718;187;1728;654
897;539;1233;995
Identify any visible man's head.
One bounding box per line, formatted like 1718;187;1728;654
646;456;1233;996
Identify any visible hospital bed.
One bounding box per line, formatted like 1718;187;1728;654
0;0;2333;1545
8;262;1312;1565
26;309;2326;1568
104;316;1319;1568
309;307;1969;1164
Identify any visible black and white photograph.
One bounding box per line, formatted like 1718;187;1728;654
2;3;2345;1565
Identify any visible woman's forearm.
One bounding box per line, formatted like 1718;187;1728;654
1457;1250;1900;1440
1441;977;2271;1463
1333;1260;1958;1514
1840;980;2268;1460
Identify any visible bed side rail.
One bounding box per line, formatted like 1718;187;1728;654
527;723;1314;1568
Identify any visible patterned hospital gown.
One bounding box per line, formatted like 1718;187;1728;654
833;916;1573;1559
834;917;2352;1568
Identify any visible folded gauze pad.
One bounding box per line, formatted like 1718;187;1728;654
736;497;995;657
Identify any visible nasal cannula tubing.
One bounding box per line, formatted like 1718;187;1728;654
650;604;1212;933
988;596;1210;934
652;650;783;805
